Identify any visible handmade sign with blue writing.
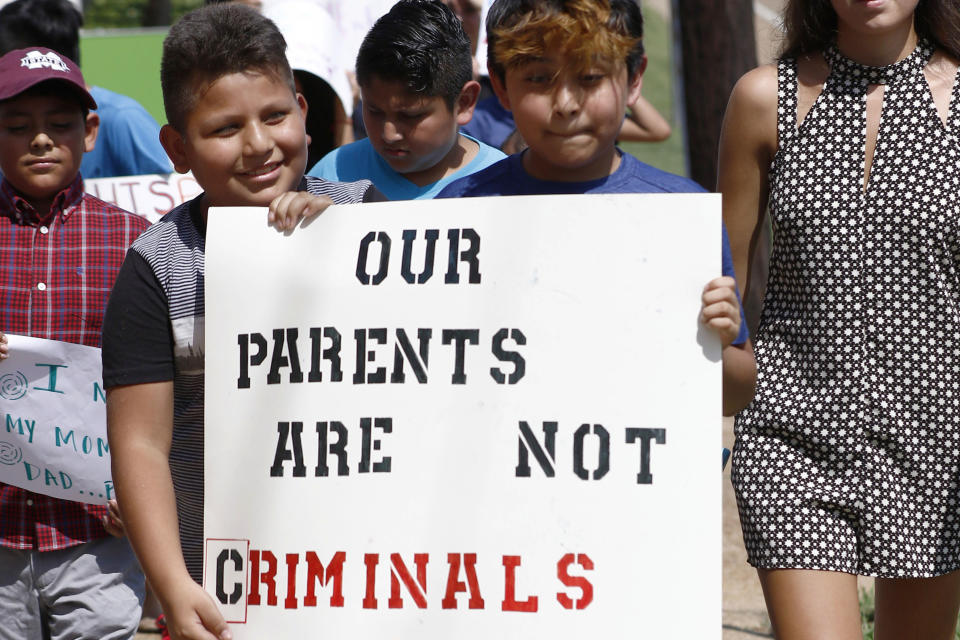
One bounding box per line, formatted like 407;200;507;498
0;335;113;504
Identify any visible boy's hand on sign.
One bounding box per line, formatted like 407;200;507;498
0;332;7;360
164;581;232;640
700;276;742;348
268;191;334;232
102;499;126;537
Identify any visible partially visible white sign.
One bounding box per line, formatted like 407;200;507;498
86;172;201;223
0;335;113;505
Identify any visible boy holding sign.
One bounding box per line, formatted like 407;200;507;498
438;0;755;413
0;48;148;639
101;4;383;640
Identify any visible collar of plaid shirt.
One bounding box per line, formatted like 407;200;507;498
0;173;84;226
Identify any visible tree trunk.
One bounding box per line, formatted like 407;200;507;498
675;0;757;191
675;1;768;336
142;0;171;26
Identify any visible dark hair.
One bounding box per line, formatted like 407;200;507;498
486;0;644;82
782;0;960;59
295;70;339;168
0;0;82;65
355;0;473;109
161;3;294;131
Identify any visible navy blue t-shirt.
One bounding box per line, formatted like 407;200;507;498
437;150;702;197
438;151;749;345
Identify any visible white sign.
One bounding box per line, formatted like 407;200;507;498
85;172;201;223
204;195;722;638
0;335;113;505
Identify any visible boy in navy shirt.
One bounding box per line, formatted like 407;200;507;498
439;0;755;413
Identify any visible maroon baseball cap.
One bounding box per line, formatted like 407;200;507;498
0;47;97;110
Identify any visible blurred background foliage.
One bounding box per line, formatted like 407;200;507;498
83;0;200;28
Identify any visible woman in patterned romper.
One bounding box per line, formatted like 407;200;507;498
719;0;960;637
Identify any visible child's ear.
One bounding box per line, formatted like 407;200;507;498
489;70;512;112
627;56;647;106
83;112;100;153
296;92;311;146
296;92;308;120
159;124;191;174
453;79;482;126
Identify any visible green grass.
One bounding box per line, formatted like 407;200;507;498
80;31;167;124
620;7;687;177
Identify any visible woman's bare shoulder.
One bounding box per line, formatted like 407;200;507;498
730;64;779;111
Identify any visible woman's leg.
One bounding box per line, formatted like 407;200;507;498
874;570;960;640
758;568;861;640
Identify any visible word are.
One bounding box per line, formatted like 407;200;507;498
214;548;593;612
270;418;392;478
237;327;526;389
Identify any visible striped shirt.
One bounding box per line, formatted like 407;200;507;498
0;174;149;551
101;176;381;582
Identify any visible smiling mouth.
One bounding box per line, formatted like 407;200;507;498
241;162;281;177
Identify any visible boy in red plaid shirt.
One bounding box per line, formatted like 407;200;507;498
0;47;148;639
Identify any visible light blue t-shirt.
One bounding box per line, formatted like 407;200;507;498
306;133;505;200
81;87;172;179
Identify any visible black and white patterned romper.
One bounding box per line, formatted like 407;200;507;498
732;40;960;578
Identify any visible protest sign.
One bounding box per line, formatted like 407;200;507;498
204;194;722;638
85;172;201;222
0;335;113;505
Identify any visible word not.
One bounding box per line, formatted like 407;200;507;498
516;421;667;484
237;327;526;389
356;228;481;286
214;548;593;612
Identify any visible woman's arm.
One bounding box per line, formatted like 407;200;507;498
717;65;779;297
714;65;779;415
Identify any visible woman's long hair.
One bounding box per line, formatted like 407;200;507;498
781;0;960;59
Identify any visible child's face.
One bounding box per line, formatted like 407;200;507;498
0;92;96;209
161;70;308;209
493;52;642;182
360;76;472;184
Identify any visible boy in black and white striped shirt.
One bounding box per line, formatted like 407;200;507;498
101;5;383;639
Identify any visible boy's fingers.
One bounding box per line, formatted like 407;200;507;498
701;299;738;321
196;596;232;640
101;514;124;537
267;192;297;227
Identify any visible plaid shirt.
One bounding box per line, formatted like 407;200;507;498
0;174;149;551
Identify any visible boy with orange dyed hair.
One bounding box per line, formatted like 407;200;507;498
439;0;756;415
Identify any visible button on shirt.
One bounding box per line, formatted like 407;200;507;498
0;175;149;551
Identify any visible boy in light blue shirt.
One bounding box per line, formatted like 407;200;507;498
307;0;504;200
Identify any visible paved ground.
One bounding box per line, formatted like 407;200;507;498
721;418;774;639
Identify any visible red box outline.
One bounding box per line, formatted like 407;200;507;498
203;538;250;624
